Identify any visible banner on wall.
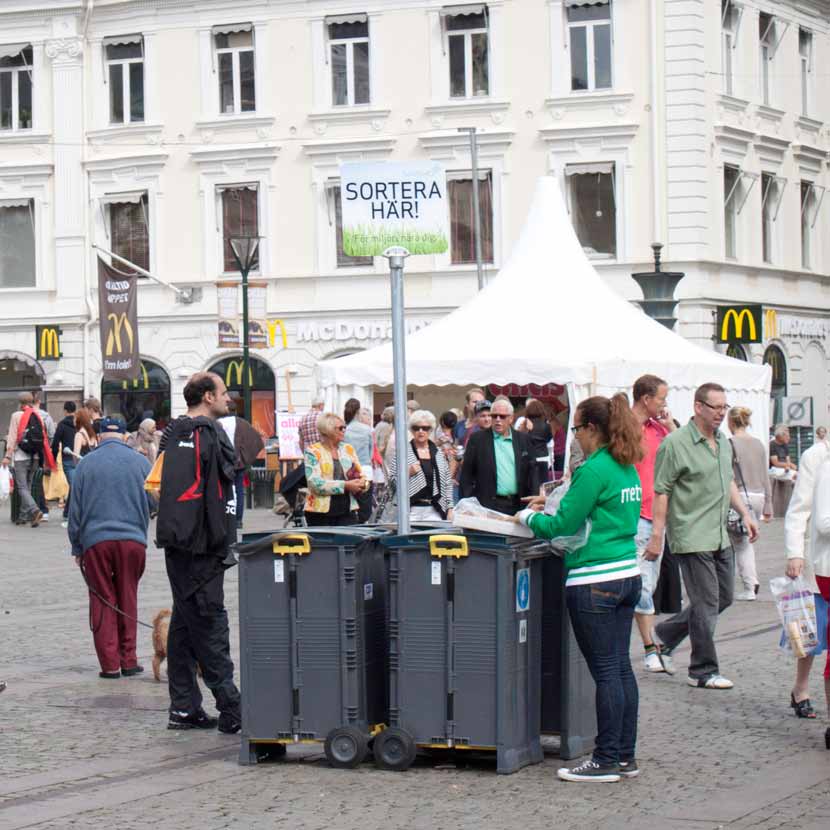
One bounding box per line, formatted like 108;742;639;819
217;282;281;349
217;281;240;348
248;281;268;349
98;257;140;381
276;411;302;460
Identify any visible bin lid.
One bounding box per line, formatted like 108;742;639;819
381;527;551;556
237;525;390;556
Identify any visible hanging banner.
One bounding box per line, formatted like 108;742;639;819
339;161;449;256
276;410;302;460
98;257;140;381
217;281;240;347
248;281;268;349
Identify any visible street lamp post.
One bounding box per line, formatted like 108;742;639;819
228;236;261;420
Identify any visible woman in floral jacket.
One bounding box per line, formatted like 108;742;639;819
304;411;369;526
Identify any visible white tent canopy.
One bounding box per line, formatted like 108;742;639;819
319;176;770;437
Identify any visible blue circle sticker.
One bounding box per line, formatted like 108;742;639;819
516;568;530;613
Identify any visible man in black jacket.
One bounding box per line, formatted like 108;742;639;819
51;401;77;527
156;372;241;733
460;398;540;514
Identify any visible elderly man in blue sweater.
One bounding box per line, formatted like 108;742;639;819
68;416;152;679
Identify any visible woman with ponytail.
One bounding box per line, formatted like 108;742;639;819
517;394;644;783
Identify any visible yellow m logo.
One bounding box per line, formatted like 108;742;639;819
106;312;135;357
39;327;60;359
765;308;778;339
721;308;756;342
225;359;253;388
122;362;150;390
267;319;288;349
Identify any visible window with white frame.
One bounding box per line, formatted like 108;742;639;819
328;183;373;267
724;165;740;259
220;185;259;272
567;0;612;92
799;28;813;117
721;0;741;96
760;172;777;264
105;36;144;125
566;164;616;259
800;180;824;270
0;198;35;287
0;44;33;131
759;12;774;106
443;6;489;99
103;193;149;275
327;15;370;107
214;25;256;115
448;171;493;265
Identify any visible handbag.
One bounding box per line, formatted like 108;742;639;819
727;439;751;537
144;450;164;498
43;448;69;502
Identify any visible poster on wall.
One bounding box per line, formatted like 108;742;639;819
339;161;449;256
217;281;239;347
97;257;140;381
248;282;269;349
276;411;302;460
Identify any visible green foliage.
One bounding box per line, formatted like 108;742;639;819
342;225;449;256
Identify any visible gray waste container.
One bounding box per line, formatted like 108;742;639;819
378;530;549;774
541;553;597;760
235;527;388;767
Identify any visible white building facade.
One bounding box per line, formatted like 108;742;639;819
0;0;828;435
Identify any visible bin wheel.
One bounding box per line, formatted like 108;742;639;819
372;727;416;771
324;726;369;769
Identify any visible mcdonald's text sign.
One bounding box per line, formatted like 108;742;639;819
36;326;61;360
716;305;762;344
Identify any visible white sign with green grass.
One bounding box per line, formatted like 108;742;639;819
339;161;449;256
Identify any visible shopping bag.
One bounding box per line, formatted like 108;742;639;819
144;450;164;498
770;575;819;658
0;465;10;502
543;480;592;554
43;451;69;502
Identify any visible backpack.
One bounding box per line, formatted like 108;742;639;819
18;410;44;456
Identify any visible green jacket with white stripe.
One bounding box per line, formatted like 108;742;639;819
527;446;641;587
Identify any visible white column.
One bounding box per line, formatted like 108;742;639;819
46;32;85;300
487;4;505;98
548;0;568;97
198;28;215;118
428;10;446;102
310;18;327;110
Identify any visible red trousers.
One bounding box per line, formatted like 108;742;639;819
83;540;146;673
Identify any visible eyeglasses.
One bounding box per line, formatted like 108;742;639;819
412;425;430;432
491;413;510;420
699;401;730;414
570;424;587;434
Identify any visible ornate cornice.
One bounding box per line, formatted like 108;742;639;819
45;37;83;64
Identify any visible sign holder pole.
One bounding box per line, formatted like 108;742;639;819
385;246;411;536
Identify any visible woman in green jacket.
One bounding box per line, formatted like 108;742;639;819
517;394;644;783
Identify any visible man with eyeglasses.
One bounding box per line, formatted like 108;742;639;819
647;382;759;690
460;398;539;515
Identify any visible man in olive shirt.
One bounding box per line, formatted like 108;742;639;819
460;399;539;514
645;383;758;690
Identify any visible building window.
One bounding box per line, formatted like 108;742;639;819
0;198;35;287
107;193;149;274
214;26;256;115
799;29;813;117
0;44;33;131
102;359;171;432
759;12;775;106
330;185;373;268
721;0;740;96
760;172;776;264
105;36;144;124
567;0;612;92
328;16;370;107
566;163;616;259
220;185;259;273
726;343;747;361
444;7;489;99
764;344;787;401
723;165;740;259
448;172;493;265
800;180;820;271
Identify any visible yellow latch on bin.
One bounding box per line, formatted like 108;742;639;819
428;534;468;558
272;534;311;556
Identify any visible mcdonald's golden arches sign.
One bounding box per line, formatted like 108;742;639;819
716;305;763;344
97;256;140;381
36;326;61;360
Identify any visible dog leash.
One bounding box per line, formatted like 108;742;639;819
78;557;154;630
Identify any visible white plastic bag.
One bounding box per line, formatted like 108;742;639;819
770;576;819;658
0;465;10;502
543;480;592;553
453;497;533;538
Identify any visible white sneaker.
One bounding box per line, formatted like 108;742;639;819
41;513;50;522
687;674;734;690
735;590;756;601
61;520;68;529
643;651;665;673
557;758;621;783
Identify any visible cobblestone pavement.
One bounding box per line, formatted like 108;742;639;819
1;512;829;829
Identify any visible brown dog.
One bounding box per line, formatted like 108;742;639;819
151;609;171;681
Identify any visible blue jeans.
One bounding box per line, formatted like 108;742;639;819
566;576;641;767
62;460;76;519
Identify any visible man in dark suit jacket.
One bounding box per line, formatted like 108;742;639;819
460;398;540;515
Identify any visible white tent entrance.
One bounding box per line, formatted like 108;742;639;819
319;177;771;440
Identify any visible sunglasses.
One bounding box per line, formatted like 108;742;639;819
491;413;510;420
412;425;430;432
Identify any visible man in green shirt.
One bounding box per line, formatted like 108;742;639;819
646;383;758;690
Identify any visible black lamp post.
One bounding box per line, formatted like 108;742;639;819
228;236;261;420
631;243;685;331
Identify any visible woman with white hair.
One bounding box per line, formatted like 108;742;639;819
304;412;368;526
387;410;453;522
